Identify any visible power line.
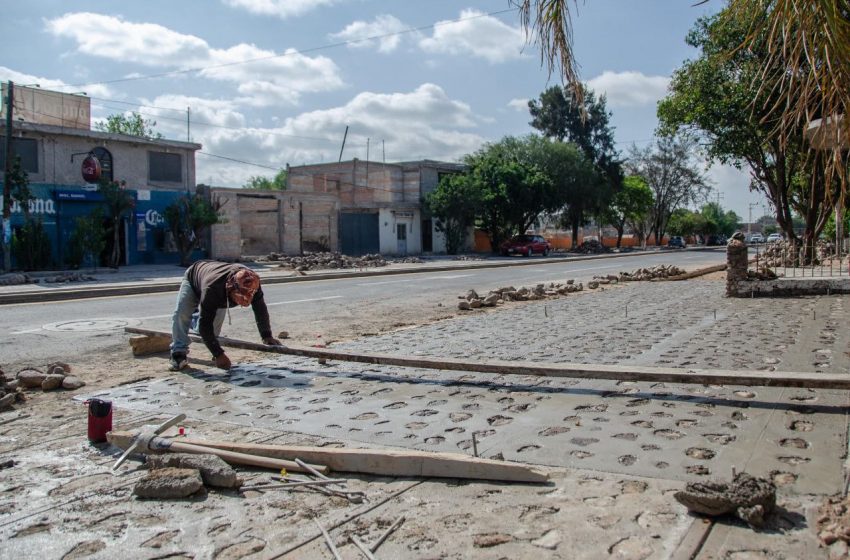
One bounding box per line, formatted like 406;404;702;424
52;8;519;90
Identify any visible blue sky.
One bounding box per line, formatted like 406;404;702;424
1;0;770;220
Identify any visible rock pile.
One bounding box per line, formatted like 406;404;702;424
759;240;837;268
389;256;424;264
134;453;243;499
571;239;609;254
0;273;29;286
457;280;584;310
34;272;96;284
674;472;776;528
15;362;85;392
257;252;388;271
0;367;24;411
614;265;686;282
816;495;850;555
452;255;487;261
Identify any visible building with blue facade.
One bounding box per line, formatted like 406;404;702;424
1;118;201;269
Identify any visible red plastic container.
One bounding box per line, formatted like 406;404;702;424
87;399;113;443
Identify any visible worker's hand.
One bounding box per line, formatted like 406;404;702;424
214;353;232;370
262;336;283;346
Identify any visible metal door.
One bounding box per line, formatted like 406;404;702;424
397;223;407;255
340;212;379;255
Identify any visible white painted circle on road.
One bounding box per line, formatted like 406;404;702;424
42;318;141;332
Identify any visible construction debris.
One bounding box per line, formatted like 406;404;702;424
614;265;686;282
255;252;388;271
570;239;609;254
146;453;243;489
816;495;850;553
14;363;84;392
133;467;204;499
32;272;96;284
457;281;583;310
0;273;29;286
0;367;25;411
674;472;776;528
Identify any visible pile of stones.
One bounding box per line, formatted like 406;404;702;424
15;362;86;392
452;255;487;261
134;453;243;499
614;264;686;282
571;239;609;254
0;273;29;286
258;252;388;271
34;272;96;284
457;280;584;310
0;367;24;411
389;256;424;264
816;495;850;555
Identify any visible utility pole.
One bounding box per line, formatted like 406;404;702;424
2;81;14;272
187;106;190;142
748;201;760;237
338;125;348;162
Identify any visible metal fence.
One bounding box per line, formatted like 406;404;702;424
752;240;849;278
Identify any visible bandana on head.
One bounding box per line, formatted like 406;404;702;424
227;268;260;307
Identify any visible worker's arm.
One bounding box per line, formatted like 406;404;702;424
250;287;280;345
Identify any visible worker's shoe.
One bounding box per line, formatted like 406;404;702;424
169;352;188;371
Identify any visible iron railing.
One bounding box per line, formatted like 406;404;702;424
752;240;849;278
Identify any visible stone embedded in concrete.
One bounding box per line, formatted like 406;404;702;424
41;374;65;391
133;467;204;499
146;454;242;488
17;369;46;389
0;393;15;410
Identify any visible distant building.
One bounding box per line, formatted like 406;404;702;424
1;86;201;268
210;158;468;259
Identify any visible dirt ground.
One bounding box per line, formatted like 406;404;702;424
1;273;847;559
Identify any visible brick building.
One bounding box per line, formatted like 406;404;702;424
210;158;469;259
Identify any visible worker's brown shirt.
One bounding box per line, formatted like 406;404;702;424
186;260;272;357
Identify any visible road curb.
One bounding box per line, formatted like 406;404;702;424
0;249;724;305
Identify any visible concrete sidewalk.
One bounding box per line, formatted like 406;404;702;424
0;248;701;305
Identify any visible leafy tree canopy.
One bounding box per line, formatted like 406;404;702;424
95;112;163;139
424;173;481;255
244;169;287;190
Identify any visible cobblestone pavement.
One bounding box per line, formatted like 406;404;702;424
5;280;849;559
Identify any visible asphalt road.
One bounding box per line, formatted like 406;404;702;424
0;249;726;365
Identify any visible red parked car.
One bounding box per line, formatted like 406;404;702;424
500;234;552;257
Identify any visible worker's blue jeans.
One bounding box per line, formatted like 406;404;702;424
170;278;225;356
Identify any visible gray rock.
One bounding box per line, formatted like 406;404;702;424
483;294;500;306
457;300;471;311
17;369;46;389
588;281;600;289
465;289;479;301
146;454;242;488
42;374;65;391
0;393;15;410
62;376;86;390
47;362;71;374
5;380;18;391
134;467;204;499
469;299;482;309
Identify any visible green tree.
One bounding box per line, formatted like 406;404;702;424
459;136;555;252
667;208;703;240
67;208;106;270
244;169;287;190
700;202;740;237
7;157;51;270
98;179;135;268
626;134;711;246
164;192;227;266
657;11;835;261
601;175;654;248
95;112;163;139
424;173;481;255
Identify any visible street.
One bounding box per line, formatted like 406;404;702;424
0;250;725;365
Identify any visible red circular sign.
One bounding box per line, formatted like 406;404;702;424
82;154;102;183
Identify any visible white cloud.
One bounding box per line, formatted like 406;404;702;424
193;84;487;187
222;0;337;19
329;15;408;53
0;66;113;98
419;9;525;63
507;98;529;112
44;13;344;107
587;71;670;108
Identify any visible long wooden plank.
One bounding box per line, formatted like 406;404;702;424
125;326;850;390
107;430;550;483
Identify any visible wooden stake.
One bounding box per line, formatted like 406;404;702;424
350;536;377;560
370;515;405;553
314;518;342;560
125;326;850;390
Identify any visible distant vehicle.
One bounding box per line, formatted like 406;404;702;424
749;233;765;244
706;234;727;246
766;233;783;243
667;236;686;248
500;234;551;257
